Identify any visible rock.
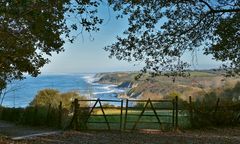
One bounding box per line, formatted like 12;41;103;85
117;81;133;88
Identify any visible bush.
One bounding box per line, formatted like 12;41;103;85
30;89;88;110
191;98;240;128
0;89;89;129
0;107;24;122
0;105;61;127
29;89;61;108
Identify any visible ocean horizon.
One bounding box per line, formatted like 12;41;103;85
2;73;125;108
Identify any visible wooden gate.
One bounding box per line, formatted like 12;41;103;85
69;97;178;131
69;98;123;130
124;98;177;131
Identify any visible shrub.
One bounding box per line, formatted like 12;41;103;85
29;89;61;108
0;89;89;129
191;98;240;128
0;107;24;122
30;89;88;110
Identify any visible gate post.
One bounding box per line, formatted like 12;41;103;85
74;99;80;130
124;99;129;131
120;99;123;131
175;96;178;130
172;99;175;129
189;96;193;128
67;99;80;130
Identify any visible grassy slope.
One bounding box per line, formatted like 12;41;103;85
96;71;240;101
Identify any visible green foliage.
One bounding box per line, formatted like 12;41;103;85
0;1;103;90
77;109;90;130
205;13;240;76
1;1;239;91
30;89;88;109
61;91;85;109
0;107;23;122
166;91;181;99
0;1;66;90
30;89;61;108
0;89;90;128
105;1;240;76
190;82;240;128
0;106;62;128
134;102;146;108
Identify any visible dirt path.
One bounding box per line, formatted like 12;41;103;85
1;121;240;144
17;129;240;144
0;128;238;144
0;120;60;139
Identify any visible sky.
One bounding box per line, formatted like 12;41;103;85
41;2;222;74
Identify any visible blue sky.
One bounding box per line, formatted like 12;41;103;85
41;3;222;74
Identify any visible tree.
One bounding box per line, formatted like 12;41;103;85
29;89;61;107
0;81;23;106
0;0;103;90
30;89;87;109
105;0;240;77
1;0;239;91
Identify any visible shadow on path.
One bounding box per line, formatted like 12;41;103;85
0;120;61;140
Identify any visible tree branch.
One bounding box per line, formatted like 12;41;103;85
199;0;214;11
211;9;240;13
199;0;240;13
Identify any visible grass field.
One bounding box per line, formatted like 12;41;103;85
82;108;190;131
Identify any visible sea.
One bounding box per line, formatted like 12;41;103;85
2;74;126;108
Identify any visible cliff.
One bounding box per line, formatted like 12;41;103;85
95;71;240;101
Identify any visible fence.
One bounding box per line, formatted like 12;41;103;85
68;97;179;131
188;96;240;128
2;96;240;131
0;102;64;128
68;99;123;130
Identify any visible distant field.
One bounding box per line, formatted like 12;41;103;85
96;71;240;101
189;71;216;77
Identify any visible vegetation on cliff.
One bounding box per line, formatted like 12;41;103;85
96;71;240;101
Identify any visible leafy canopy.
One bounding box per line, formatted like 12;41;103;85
0;0;240;90
30;89;87;109
105;0;240;77
0;0;102;90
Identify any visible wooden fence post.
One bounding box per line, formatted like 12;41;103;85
172;99;175;129
124;99;129;131
175;96;178;130
213;98;220;125
120;99;123;131
58;101;62;128
74;99;80;130
189;96;193;127
67;99;79;130
214;98;220;114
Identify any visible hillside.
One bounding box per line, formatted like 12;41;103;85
95;71;240;101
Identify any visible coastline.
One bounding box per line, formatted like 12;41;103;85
2;74;127;108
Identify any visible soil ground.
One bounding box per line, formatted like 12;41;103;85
1;129;240;144
1;120;240;144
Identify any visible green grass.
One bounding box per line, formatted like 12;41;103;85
83;108;190;131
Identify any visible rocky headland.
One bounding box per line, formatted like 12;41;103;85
94;71;240;101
